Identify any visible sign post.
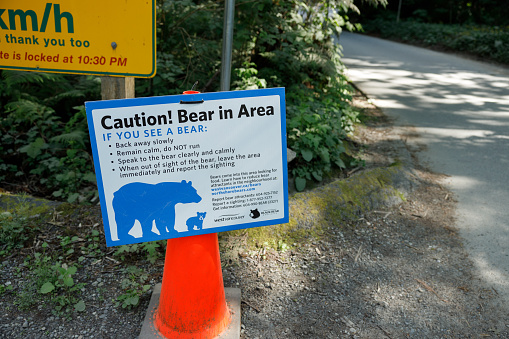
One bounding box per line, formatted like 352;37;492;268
101;77;135;100
220;0;235;91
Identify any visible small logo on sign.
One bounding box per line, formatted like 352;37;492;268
249;208;260;219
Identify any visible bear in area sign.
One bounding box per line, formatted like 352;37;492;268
112;180;201;240
86;88;289;246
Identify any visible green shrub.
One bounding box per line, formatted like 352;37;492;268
16;243;86;315
0;211;30;254
115;266;151;309
1;0;370;199
287;88;360;191
362;19;509;65
0;194;49;254
0;72;99;203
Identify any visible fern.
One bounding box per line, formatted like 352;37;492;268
43;89;86;106
50;130;87;148
2;70;59;88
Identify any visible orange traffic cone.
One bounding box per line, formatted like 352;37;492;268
154;88;231;338
154;233;231;338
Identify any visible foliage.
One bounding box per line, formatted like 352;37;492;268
0;194;46;255
115;266;151;309
0;71;100;202
0;281;14;295
114;241;164;264
16;242;86;316
362;19;509;65
81;229;103;257
1;198;163;316
0;211;30;254
141;0;380;189
39;261;86;314
0;0;385;199
227;0;366;190
288;93;350;190
355;0;509;26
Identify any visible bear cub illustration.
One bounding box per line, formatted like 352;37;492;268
186;212;207;231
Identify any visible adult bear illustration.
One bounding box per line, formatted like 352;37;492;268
186;212;206;231
112;180;201;240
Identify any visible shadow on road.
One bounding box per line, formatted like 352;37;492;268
341;32;509;303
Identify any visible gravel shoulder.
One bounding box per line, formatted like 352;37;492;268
1;91;508;338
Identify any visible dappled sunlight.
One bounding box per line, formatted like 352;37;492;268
426;71;494;88
393;76;431;86
343;58;404;69
346;68;403;82
345;64;509;109
491;81;509;88
447;175;481;190
370;98;410;109
471;255;509;290
419;127;494;140
467;119;509;127
341;32;509;303
443;94;501;106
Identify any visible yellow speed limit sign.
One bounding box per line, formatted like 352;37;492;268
0;1;156;77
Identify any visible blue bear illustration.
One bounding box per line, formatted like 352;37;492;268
186;212;206;231
112;180;201;240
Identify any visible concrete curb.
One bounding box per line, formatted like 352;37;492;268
285;164;419;233
284;127;421;231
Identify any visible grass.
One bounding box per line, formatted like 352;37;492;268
221;165;406;255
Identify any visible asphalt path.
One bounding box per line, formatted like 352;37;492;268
340;32;509;303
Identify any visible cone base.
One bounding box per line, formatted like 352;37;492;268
139;284;241;339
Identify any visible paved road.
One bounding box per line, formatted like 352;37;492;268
340;32;509;302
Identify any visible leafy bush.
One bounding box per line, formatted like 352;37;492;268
0;194;48;254
229;0;364;190
115;266;151;309
1;0;371;198
287;88;360;190
114;241;164;264
145;0;367;192
0;72;100;202
0;211;30;253
16;242;86;315
362;19;509;65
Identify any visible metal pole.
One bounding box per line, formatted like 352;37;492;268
220;0;235;92
397;0;402;22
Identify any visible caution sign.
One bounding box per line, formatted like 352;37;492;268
86;88;289;246
0;1;156;77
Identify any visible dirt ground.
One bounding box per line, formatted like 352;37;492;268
231;92;509;338
1;91;508;338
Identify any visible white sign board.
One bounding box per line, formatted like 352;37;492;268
86;88;289;246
